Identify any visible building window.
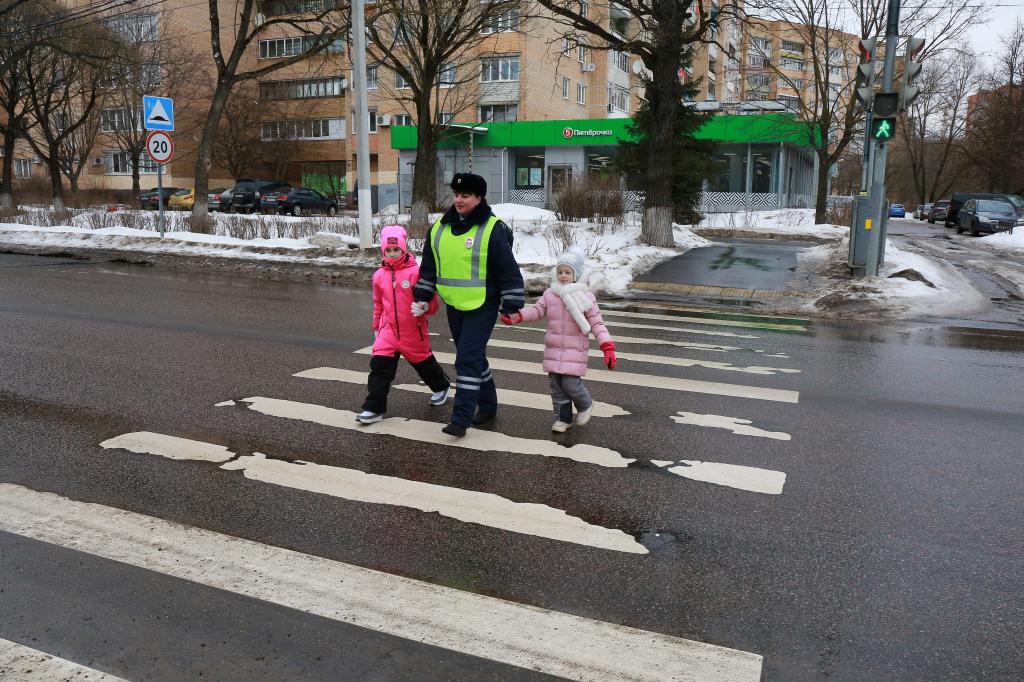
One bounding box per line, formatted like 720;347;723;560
395;113;413;126
438;112;454;125
778;95;801;110
105;152;157;175
707;80;716;100
574;0;588;18
482;7;519;33
779;77;803;90
611;16;628;36
101;107;140;132
14;159;32;178
262;0;340;17
750;36;771;55
395;70;411;89
779;57;805;71
609;86;629;112
578;44;587;63
748;74;770;87
563;35;572;55
366;65;378;89
261;118;345;140
105;14;158;43
259;77;344;100
514;154;544;188
562;76;570;99
612;50;629;72
781;40;804;54
576;82;586;105
748;54;769;68
258;36;344;59
439;62;456;86
352;111;377;134
478;103;518;122
480;56;520;82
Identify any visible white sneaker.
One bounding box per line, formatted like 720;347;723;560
575;405;593;426
551;420;571;433
429;386;450;406
356;411;383;424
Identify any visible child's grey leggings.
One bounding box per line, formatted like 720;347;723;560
549;372;593;422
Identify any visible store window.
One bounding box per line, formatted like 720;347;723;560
514;154;544;188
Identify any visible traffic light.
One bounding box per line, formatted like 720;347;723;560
871;91;899;141
900;37;925;110
856;38;878;108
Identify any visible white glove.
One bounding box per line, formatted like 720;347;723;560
411;301;429;317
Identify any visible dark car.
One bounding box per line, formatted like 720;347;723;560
207;187;228;213
889;203;906;218
269;187;339;216
928;200;950;224
218;180;291;213
138;186;181;210
955;198;1023;236
946;192;1024;228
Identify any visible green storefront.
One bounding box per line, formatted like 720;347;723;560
391;113;820;212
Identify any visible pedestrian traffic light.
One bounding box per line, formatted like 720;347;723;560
871;117;895;141
900;37;925;110
856;37;878;108
871;91;899;141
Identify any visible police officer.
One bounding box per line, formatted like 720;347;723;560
412;173;524;437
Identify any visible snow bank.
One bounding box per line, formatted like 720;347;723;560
491;203;558;222
980;228;1024;252
698;208;847;239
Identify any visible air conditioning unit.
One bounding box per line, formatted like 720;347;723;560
93;157;105;166
582;63;596;72
376;114;392;127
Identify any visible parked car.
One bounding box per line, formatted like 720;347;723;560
955;198;1023;236
947;192;1024;228
218;180;291;213
915;203;933;220
167;188;195;211
138;186;181;210
207;187;228;213
928;200;950;224
889;203;906;218
269;187;339;216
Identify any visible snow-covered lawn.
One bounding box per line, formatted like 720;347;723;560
697;208;847;240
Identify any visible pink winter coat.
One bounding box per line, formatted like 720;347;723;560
518;285;613;376
372;252;439;363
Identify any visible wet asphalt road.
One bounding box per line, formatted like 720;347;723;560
1;252;1023;680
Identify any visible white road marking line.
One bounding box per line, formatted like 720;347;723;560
668;462;786;495
218;452;646;554
99;431;235;462
1;484;763;680
670;412;792;441
485;338;801;376
605;319;761;338
227;397;634;468
353;349;800;404
0;637;126;681
650;460;674;467
601;302;810;323
293;367;630;417
503;325;739;353
601;309;807;332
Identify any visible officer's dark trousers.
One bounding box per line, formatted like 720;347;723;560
361;353;450;414
447;301;499;427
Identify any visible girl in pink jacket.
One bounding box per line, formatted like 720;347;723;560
356;225;451;424
500;246;617;433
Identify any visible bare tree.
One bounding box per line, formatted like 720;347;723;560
56;103;104;192
189;0;349;226
745;0;988;222
213;86;270;180
533;0;734;246
961;20;1024;195
365;0;524;233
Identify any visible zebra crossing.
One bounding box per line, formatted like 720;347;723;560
3;304;810;680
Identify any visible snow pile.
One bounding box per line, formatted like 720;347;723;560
800;238;989;319
698;208;847;239
491;203;558;222
980;228;1024;252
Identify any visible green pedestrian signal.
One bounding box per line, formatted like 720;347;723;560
871;117;895;141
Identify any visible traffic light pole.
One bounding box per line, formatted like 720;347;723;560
351;0;373;249
864;0;901;277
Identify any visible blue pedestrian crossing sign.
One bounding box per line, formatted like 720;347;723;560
143;96;174;131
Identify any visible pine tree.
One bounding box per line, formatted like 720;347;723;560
618;52;717;224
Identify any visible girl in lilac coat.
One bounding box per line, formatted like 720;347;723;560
500;246;617;433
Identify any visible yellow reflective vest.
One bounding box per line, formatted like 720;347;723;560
429;214;499;311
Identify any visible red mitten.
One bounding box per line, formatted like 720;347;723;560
600;341;616;370
500;312;522;325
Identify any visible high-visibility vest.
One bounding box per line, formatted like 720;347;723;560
430;214;499;311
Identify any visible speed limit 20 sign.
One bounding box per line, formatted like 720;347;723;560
145;131;174;165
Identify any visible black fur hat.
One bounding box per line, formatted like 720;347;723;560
450;172;487;197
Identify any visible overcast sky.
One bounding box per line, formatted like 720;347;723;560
965;2;1024;70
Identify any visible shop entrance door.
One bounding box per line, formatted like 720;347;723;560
549;166;574;194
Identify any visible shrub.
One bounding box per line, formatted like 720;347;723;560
553;175;625;224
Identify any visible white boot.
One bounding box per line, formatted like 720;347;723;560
429;386;450;406
356;411;383;424
575;405;593;426
551;420;571;433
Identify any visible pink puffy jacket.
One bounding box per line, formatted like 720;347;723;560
372;227;439;363
518;288;612;376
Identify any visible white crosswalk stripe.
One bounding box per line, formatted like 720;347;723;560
0;637;126;681
502;324;743;352
0;484;764;681
601;308;809;332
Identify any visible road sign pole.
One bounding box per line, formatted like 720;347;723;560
157;163;165;238
351;0;373;249
864;0;901;277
